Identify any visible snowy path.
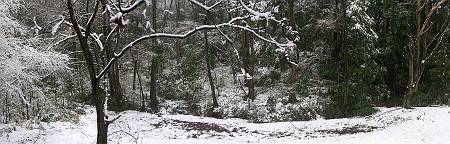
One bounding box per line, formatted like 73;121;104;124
1;106;449;144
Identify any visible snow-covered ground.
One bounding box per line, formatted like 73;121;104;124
1;106;449;144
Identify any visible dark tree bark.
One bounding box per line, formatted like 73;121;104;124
2;93;4;123
330;0;350;117
176;0;182;20
137;62;146;111
4;94;9;124
106;34;124;111
203;12;218;108
86;0;90;13
132;58;137;90
149;0;160;112
131;51;146;111
103;6;124;111
240;30;256;101
175;40;183;63
285;0;300;81
67;1;108;143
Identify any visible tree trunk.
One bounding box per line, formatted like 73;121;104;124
403;0;423;108
137;62;146;111
286;0;299;81
331;0;350;117
24;91;30;120
67;1;109;143
107;38;124;111
240;30;256;101
93;81;108;144
132;58;137;90
131;51;146;111
104;10;124;111
404;57;414;108
86;0;89;13
203;12;218;108
2;93;5;123
176;0;181;20
340;0;349;113
175;40;182;63
4;94;8;124
149;0;160;112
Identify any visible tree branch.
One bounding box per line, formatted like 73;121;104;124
86;0;100;37
106;114;122;125
67;0;86;41
188;0;222;11
119;0;148;13
96;15;292;80
419;0;447;35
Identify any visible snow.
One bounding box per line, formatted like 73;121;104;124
1;106;449;144
51;16;65;36
120;0;148;12
1;0;69;121
237;68;253;80
188;0;222;11
239;0;271;18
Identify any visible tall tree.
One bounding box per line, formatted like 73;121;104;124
149;0;160;112
240;30;256;101
104;0;124;111
66;0;110;143
203;10;218;108
403;0;449;108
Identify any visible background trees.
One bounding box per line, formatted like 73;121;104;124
1;0;449;143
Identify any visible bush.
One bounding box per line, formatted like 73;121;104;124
214;92;321;123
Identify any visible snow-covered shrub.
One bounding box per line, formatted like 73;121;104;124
212;82;324;123
158;39;204;115
265;94;321;122
214;95;322;123
213;97;264;122
0;0;72;123
159;63;203;115
160;38;203;99
255;67;282;86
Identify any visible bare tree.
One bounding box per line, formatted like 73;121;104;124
403;0;449;108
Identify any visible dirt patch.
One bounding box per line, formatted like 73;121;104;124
316;124;379;135
171;120;230;133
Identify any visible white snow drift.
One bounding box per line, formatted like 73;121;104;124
1;106;449;144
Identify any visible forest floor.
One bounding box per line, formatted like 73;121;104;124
1;106;449;144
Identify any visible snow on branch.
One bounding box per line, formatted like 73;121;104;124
63;21;107;51
227;24;294;52
64;0;293;82
239;0;271;18
237;68;253;80
96;16;245;79
91;33;105;51
96;15;293;79
188;0;223;11
86;0;100;37
119;0;148;13
32;17;42;35
51;16;65;36
46;34;77;50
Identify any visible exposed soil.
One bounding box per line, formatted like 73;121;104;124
316;124;379;135
170;119;230;133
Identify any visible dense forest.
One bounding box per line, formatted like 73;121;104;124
1;0;449;144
